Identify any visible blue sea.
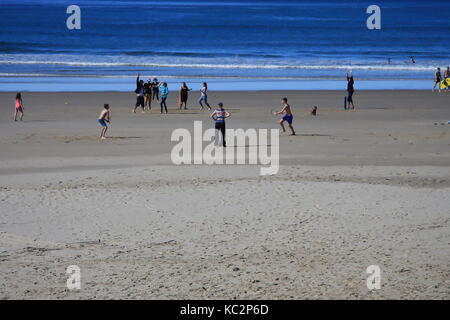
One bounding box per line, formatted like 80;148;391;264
0;0;449;91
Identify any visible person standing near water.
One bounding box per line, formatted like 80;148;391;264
159;82;169;114
346;71;355;110
433;68;442;93
133;73;145;113
144;79;152;110
151;78;160;102
13;92;24;122
210;102;230;147
444;67;450;92
199;82;211;110
178;82;192;109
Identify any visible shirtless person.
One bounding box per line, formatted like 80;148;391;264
274;97;296;136
98;104;110;140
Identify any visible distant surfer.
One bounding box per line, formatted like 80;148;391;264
410;56;415;64
346;71;355;110
274;97;296;136
387;58;391;65
433;67;442;93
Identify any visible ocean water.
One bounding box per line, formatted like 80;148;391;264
0;0;449;91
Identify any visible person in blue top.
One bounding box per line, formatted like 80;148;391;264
210;102;231;147
159;82;169;114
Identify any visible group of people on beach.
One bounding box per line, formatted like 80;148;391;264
433;67;450;93
133;74;212;114
16;65;450;144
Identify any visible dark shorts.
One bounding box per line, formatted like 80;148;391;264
98;119;107;127
282;114;293;124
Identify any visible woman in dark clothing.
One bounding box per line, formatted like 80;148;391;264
178;82;192;109
346;72;355;110
151;78;159;101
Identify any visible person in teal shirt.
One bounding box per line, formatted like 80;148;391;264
159;82;169;114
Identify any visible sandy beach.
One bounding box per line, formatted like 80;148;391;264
0;90;449;299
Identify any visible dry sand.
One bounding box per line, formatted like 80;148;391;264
0;90;449;299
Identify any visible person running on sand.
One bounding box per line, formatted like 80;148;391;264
199;82;211;110
14;92;24;122
133;73;145;113
433;68;442;93
98;104;110;140
144;79;152;110
210;102;230;147
178;82;192;109
159;82;169;114
274;97;296;136
346;71;355;110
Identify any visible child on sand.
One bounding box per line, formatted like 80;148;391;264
14;93;24;122
98;104;110;140
274;97;296;135
210;102;230;147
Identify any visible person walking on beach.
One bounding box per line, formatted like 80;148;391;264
98;104;110;140
13;92;24;122
433;68;442;93
133;73;145;113
199;82;211;110
151;78;159;102
178;82;192;109
346;72;355;110
144;79;152;110
211;102;230;147
159;82;169;114
274;97;296;136
444;66;450;92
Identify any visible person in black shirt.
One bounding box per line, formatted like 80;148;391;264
144;79;152;110
133;73;145;113
151;78;159;102
346;72;355;110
